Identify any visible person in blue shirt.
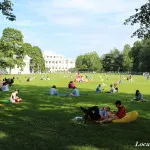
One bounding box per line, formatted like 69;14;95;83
70;87;80;96
96;84;101;92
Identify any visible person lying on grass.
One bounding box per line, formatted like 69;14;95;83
96;100;126;124
49;85;59;96
10;89;23;103
80;106;112;122
70;87;80;96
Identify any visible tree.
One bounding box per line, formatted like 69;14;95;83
23;43;45;73
110;48;123;72
102;54;114;71
76;51;102;72
122;44;133;72
76;55;88;71
0;0;16;21
139;46;150;71
0;28;25;74
124;0;150;39
129;41;143;71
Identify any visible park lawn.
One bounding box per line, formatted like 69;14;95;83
0;73;150;150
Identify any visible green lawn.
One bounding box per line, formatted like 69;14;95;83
0;73;150;150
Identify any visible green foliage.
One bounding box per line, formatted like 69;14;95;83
124;1;150;39
0;0;16;21
22;43;45;73
102;54;114;71
102;48;123;72
0;28;25;73
1;28;23;42
76;51;102;72
0;28;45;74
122;44;133;71
129;39;150;72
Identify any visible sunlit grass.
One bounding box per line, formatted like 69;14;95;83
0;73;150;150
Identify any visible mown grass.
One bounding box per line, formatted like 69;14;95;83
0;73;150;150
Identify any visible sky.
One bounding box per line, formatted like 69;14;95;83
0;0;147;59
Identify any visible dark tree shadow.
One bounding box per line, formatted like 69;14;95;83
0;84;150;150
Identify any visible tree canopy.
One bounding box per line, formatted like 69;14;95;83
0;28;45;74
124;0;150;39
76;51;102;72
0;0;16;21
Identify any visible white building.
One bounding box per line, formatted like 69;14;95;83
7;55;31;74
43;51;75;72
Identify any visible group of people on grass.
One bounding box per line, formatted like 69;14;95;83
80;100;126;124
74;73;88;83
0;77;15;91
96;83;118;93
49;85;80;97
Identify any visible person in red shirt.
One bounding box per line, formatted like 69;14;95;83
96;100;126;124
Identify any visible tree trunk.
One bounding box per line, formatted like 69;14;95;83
9;66;11;74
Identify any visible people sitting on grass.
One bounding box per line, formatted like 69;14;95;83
114;83;118;92
127;74;133;82
10;89;23;103
96;84;101;93
108;84;117;93
68;81;76;89
49;85;59;96
133;90;148;101
96;100;126;124
1;82;9;91
70;87;80;96
3;78;14;86
27;76;36;82
134;90;143;101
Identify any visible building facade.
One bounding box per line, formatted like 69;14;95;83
6;55;31;74
43;51;75;72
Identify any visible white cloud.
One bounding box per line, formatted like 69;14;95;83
51;0;147;14
51;16;84;26
1;0;146;58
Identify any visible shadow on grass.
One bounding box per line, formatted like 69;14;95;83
0;84;150;150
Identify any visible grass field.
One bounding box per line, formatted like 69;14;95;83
0;73;150;150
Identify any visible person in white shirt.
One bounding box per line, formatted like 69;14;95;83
49;85;59;95
2;82;9;91
70;87;80;96
10;89;23;103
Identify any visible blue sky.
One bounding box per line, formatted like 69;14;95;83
0;0;147;58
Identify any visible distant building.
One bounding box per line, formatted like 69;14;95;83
43;51;75;72
6;55;31;74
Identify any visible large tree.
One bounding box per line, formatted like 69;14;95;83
124;0;150;39
139;46;150;71
102;54;114;71
0;28;25;74
76;51;102;72
0;0;16;21
129;41;143;72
